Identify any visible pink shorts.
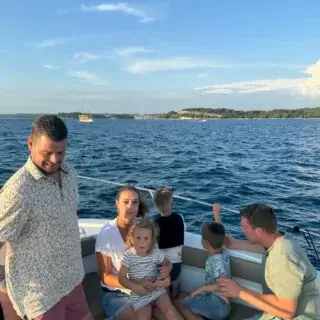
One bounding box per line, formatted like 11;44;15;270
33;284;92;320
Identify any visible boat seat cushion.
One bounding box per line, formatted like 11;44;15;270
229;303;260;320
81;236;97;258
82;272;106;320
82;272;261;320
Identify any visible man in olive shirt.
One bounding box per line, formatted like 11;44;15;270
217;203;319;319
0;116;91;320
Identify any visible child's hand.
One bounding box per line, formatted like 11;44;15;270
189;288;202;298
141;279;156;292
132;284;149;296
213;203;221;223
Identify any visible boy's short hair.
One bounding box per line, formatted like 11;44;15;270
153;187;173;210
202;222;225;249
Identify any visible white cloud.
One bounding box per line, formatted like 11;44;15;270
65;71;109;86
36;38;66;48
195;60;320;98
80;3;154;23
43;64;60;70
114;46;152;57
72;52;99;64
128;57;227;74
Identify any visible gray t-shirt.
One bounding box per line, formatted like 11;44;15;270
261;234;320;320
205;248;231;285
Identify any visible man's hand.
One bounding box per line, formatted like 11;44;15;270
217;278;241;299
224;235;235;248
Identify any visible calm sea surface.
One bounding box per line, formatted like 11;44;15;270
0;118;319;268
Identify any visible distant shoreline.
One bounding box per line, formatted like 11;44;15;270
1;116;320;121
0;106;320;120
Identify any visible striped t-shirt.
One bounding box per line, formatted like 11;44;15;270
122;247;167;310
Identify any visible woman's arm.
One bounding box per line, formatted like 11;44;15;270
96;252;125;289
159;257;172;278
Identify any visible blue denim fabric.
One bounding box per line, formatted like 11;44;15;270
171;263;182;281
100;289;132;320
185;292;231;320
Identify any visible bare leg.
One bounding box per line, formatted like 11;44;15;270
155;293;184;320
173;298;203;320
151;307;167;320
115;306;137;320
171;280;181;298
0;289;20;320
135;304;152;320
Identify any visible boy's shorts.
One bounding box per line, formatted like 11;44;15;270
185;292;231;320
170;263;182;281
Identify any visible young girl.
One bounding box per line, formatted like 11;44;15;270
118;218;184;320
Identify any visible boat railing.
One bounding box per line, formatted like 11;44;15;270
79;175;320;266
78;176;318;234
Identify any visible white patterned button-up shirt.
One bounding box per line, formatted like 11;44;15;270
0;157;84;319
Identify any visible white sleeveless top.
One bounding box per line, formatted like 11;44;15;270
95;218;130;294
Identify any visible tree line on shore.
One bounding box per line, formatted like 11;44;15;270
2;107;320;120
158;107;320;119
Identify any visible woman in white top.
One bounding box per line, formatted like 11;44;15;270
95;186;173;320
0;243;19;320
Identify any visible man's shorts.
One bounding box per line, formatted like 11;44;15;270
0;266;5;290
33;284;92;320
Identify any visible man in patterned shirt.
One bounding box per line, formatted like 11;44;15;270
0;243;19;320
0;115;91;320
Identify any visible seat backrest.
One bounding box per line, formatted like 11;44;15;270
182;245;263;283
81;236;99;274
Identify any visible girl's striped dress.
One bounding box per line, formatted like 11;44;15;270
121;247;167;310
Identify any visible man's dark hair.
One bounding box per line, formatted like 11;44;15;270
240;203;277;234
31;115;68;142
202;222;225;249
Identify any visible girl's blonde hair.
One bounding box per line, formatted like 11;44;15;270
126;218;158;253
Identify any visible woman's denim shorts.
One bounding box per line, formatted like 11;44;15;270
100;288;132;320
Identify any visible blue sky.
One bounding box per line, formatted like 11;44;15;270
0;0;320;114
